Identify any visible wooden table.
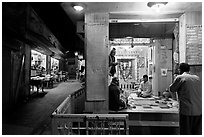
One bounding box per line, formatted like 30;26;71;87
30;77;45;95
44;76;54;88
110;93;179;135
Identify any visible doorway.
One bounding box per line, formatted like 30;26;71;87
110;41;150;90
109;21;177;95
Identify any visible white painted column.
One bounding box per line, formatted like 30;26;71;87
179;13;186;63
85;12;109;113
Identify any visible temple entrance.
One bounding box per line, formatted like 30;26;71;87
117;58;136;89
110;38;150;90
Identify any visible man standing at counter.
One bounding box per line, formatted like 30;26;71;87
169;63;202;135
138;75;152;98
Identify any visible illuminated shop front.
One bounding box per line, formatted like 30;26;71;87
51;57;59;74
110;38;151;88
31;50;47;76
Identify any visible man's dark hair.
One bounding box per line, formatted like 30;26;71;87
179;63;190;72
143;75;148;79
110;48;116;56
111;77;119;86
112;77;119;83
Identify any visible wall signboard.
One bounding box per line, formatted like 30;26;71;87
186;25;202;65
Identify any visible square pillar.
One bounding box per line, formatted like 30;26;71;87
85;12;109;113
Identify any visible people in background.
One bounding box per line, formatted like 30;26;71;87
109;48;118;77
78;59;83;79
137;75;152;98
77;59;82;80
109;77;126;111
169;63;202;135
54;66;59;74
80;59;85;83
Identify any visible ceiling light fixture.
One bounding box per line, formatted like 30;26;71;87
147;2;168;13
73;5;84;12
125;36;133;39
74;52;78;56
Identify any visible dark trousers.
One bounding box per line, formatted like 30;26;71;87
180;114;202;135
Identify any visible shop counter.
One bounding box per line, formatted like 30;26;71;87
110;93;179;135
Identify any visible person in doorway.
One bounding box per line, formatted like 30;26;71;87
78;59;83;80
80;59;85;83
109;48;118;77
169;63;202;135
109;77;126;111
137;75;152;98
77;59;82;80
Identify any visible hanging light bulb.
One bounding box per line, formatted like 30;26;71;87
74;51;78;56
73;5;84;11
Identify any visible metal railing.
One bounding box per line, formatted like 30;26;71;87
53;87;85;114
51;114;128;135
51;87;128;135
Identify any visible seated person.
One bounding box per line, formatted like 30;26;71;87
137;75;152;98
109;77;126;111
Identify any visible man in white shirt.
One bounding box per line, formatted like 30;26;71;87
169;63;201;135
138;75;152;98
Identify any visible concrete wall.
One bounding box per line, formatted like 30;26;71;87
85;13;109;113
152;39;173;95
2;46;12;112
2;3;28;112
2;39;30;112
179;14;186;63
24;44;31;98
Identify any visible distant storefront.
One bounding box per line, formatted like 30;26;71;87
31;50;47;76
51;57;59;70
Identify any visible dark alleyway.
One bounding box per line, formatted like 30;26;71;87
2;81;83;135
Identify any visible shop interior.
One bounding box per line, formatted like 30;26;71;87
109;21;177;96
31;50;46;76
